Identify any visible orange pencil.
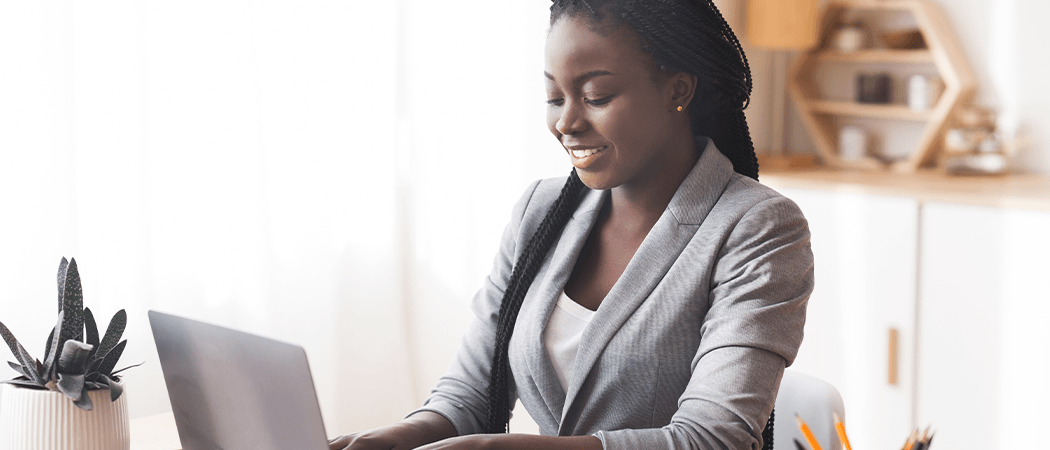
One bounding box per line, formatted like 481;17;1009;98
901;429;918;450
833;412;852;450
796;415;824;450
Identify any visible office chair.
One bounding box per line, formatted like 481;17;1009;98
770;370;846;450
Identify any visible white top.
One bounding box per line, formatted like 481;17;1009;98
542;290;597;392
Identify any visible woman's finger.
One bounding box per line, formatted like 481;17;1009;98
327;434;352;450
414;435;487;450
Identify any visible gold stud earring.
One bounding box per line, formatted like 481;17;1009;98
676;106;684;112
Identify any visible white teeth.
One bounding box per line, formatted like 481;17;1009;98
572;147;604;158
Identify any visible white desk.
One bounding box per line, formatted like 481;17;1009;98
130;413;181;450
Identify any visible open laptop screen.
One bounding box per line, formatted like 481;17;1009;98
149;310;329;450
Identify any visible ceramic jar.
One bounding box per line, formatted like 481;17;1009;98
833;23;866;52
0;383;130;450
839;126;868;161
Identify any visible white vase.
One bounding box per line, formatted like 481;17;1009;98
0;383;129;450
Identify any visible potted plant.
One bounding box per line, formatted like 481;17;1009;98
0;258;138;450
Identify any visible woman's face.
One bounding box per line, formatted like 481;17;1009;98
544;16;682;191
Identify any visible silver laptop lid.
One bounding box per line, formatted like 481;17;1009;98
149;310;328;450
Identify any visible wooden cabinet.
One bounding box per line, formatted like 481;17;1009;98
779;187;918;450
917;203;1050;450
769;172;1050;450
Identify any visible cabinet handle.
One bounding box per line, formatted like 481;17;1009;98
888;328;899;386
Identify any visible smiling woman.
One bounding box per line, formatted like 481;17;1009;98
328;1;813;449
544;19;698;194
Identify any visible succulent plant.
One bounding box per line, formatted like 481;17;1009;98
1;257;140;410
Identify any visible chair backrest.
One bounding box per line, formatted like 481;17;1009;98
771;370;845;450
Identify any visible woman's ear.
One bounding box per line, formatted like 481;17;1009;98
669;72;698;112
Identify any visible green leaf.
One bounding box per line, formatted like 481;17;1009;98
57;372;85;401
84;308;99;350
57;257;69;314
42;327;55;366
96;309;126;360
0;320;25;363
94;340;126;377
42;311;63;380
73;386;93;411
0;321;41;384
57;340;93;375
87;357;102;377
58;259;84;344
0;379;46;389
7;361;26;377
103;374;123;401
109;361;144;376
18;343;42;384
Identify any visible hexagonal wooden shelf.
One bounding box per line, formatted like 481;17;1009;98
788;0;977;172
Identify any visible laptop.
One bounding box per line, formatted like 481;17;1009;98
149;310;330;450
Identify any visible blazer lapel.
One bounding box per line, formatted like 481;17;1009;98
517;187;607;425
558;139;736;432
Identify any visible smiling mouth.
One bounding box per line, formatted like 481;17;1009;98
570;146;606;158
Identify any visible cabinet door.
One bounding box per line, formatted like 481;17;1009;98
777;187;919;450
918;203;1050;450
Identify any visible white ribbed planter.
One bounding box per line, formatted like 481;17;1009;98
0;382;129;450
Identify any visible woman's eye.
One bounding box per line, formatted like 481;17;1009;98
585;95;614;106
546;98;564;106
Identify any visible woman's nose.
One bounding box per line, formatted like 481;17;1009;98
555;101;587;135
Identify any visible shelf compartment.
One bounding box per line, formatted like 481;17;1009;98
788;0;977;172
827;0;914;11
806;100;932;121
815;49;934;63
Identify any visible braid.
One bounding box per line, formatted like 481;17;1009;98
762;409;775;450
485;169;586;433
551;0;760;180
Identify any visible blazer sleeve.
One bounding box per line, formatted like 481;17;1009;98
595;194;814;450
406;179;543;435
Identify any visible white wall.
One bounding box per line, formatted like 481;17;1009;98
0;0;560;436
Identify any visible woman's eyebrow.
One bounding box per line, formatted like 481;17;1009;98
544;70;615;83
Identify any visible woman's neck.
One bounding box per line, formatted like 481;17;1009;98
606;131;700;233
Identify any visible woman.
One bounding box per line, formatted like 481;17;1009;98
330;1;813;449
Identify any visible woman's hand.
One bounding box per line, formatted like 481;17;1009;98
327;412;457;450
327;431;405;450
415;434;602;450
412;435;492;450
326;412;601;450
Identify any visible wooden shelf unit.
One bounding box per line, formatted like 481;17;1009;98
807;100;932;121
814;49;933;63
827;0;919;11
788;0;977;172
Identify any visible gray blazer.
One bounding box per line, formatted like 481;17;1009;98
415;138;814;450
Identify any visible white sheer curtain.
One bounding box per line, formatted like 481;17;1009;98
0;0;563;434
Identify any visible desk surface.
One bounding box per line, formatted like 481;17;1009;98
761;167;1050;211
130;413;181;450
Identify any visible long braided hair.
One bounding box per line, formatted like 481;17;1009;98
486;169;586;433
484;0;767;444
